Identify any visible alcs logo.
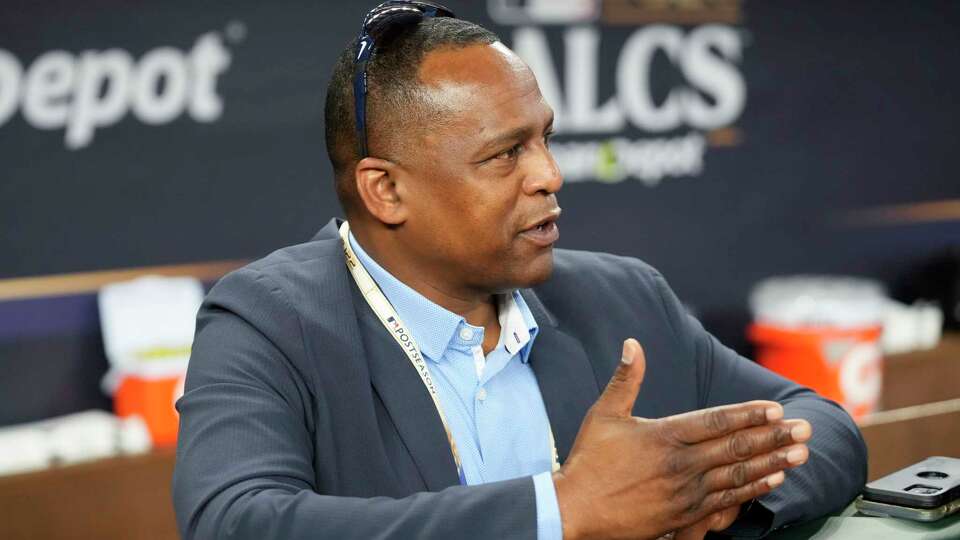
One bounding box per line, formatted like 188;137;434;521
0;30;235;150
488;0;748;185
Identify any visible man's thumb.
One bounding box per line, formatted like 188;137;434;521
593;338;646;417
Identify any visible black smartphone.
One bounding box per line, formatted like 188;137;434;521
855;456;960;522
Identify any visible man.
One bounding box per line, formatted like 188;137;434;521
173;3;867;539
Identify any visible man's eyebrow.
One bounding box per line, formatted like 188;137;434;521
473;114;556;159
476;126;529;156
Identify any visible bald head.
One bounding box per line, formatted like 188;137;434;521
413;42;545;161
417;41;536;113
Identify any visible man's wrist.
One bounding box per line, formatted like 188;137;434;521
552;470;584;540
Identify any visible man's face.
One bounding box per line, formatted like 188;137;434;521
394;42;563;294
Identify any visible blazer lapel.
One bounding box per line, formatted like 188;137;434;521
354;291;462;492
522;289;601;463
320;219;459;491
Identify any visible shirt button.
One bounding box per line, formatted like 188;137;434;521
459;328;474;341
476;388;487;401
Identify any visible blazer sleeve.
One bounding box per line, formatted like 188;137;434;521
172;268;538;540
648;269;868;538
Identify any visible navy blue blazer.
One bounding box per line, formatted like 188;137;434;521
173;219;867;539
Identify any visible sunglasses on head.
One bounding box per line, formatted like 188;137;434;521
353;1;456;158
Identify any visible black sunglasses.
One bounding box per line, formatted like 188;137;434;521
353;1;456;158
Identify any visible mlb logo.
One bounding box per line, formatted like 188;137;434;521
488;0;598;25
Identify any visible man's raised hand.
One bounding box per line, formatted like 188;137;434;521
552;339;811;540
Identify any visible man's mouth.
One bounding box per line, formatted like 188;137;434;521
519;208;562;247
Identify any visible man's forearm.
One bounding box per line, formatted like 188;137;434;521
177;476;538;540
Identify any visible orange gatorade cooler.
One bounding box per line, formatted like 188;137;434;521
113;359;187;447
749;276;885;420
98;276;203;448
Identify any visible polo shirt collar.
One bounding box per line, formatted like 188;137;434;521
498;291;538;363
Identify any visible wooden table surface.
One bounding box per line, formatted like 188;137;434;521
0;447;178;540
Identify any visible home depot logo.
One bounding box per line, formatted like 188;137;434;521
0;24;243;150
489;0;741;25
489;0;746;186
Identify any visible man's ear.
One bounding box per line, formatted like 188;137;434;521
353;156;409;226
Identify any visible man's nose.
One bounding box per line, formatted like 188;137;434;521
523;146;564;195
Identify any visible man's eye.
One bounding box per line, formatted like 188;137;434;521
495;144;522;161
544;130;555;147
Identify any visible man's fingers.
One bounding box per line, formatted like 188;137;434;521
591;339;646;418
709;505;741;532
673;463;787;538
702;443;809;492
694;471;784;521
671;504;739;540
696;419;812;470
662;400;785;444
